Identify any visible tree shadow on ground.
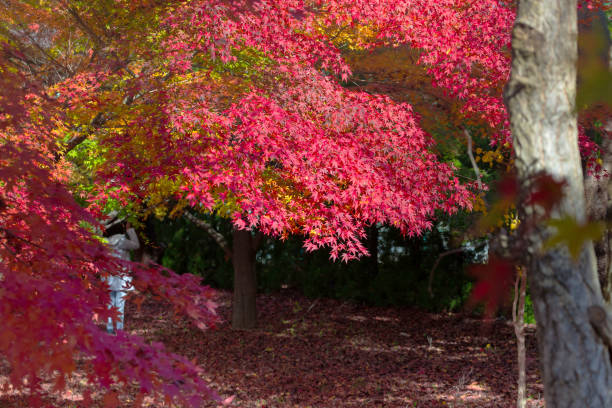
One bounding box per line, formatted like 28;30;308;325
155;290;544;408
0;290;544;407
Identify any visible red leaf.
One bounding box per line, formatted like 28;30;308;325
468;257;515;317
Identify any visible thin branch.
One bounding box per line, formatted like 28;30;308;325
588;305;612;349
64;4;103;49
0;3;71;76
0;227;46;251
184;211;232;259
463;129;484;190
512;267;527;408
62;2;137;78
427;247;466;297
428;241;488;297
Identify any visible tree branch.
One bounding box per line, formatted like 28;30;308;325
53;112;107;161
588;305;612;349
428;247;466;297
464;129;484;191
428;240;488;297
184;211;232;259
64;4;103;50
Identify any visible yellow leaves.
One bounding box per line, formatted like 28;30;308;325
139;176;184;218
478;205;518;234
500;210;520;231
544;216;606;260
261;169;301;207
470;192;487;214
478;149;504;166
213;188;242;217
316;21;379;51
508;216;519;231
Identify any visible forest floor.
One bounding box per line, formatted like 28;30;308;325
1;289;544;407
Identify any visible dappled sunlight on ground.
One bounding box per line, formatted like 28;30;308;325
1;290;544;407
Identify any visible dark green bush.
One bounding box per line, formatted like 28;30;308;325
149;212;478;312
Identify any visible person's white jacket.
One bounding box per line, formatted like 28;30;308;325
106;228;139;291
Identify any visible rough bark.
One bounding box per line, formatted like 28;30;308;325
504;0;612;406
231;228;258;329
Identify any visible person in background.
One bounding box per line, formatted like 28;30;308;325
103;219;139;334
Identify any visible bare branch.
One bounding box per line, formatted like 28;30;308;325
463;129;483;191
184;211;232;259
513;267;527;408
588;305;612;349
428;247;466;297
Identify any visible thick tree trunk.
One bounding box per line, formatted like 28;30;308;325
505;0;612;406
231;228;257;329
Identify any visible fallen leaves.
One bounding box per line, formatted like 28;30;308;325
1;290;544;407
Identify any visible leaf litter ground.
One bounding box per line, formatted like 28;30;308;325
1;289;543;407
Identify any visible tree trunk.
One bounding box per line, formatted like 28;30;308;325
505;0;612;406
231;228;257;329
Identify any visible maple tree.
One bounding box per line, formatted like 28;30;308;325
1;0;477;402
2;0;610;406
53;0;481;330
